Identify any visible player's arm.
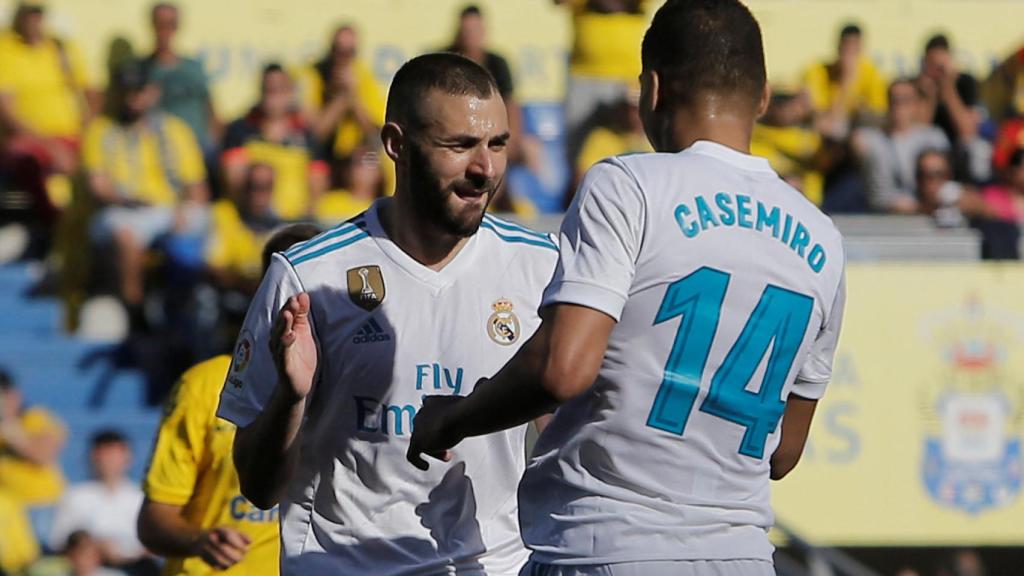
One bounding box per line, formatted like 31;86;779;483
137;500;251;570
233;292;316;510
410;303;613;468
410;159;641;468
139;364;253;568
771;269;846;480
770;395;818;480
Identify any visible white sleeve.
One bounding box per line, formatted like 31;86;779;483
48;490;79;551
541;158;646;321
217;253;307;428
791;270;847;400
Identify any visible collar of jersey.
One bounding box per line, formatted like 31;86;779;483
363;199;482;291
685;140;774;174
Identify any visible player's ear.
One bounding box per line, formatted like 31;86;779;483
381;122;405;163
756;82;771;120
640;69;659;115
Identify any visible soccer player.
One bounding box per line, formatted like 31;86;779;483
137;223;322;575
217;53;558;575
408;1;847;575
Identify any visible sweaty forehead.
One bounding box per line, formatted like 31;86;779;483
414;89;507;137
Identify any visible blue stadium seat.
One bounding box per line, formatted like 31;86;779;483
0;263;161;485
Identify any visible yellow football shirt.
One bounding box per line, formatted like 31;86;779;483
568;1;647;82
0;490;39;573
0;407;66;505
205;200;271;283
576;127;652;175
297;60;386;158
751;123;825;206
803;57;888;116
82;114;206;206
144;356;279;576
0;30;90;138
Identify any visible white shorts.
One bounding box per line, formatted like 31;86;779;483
520;559;775;576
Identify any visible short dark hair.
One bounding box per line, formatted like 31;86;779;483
65;530;94;552
925;33;950;53
1010;148;1024;169
460;5;482;18
385;52;498;130
888;77;923;101
840;23;862;40
91;429;128;449
262;62;285;80
641;0;766;109
0;368;13;391
151;2;177;19
262;223;323;273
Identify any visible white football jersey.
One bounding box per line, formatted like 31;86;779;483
519;141;846;564
217;201;558;575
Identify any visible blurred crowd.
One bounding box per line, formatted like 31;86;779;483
0;0;1020;345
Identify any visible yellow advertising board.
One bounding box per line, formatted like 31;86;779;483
0;0;1022;116
773;263;1024;546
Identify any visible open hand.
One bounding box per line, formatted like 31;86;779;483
271;293;318;400
193;527;252;570
407;395;466;471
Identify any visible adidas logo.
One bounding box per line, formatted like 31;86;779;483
352;317;392;344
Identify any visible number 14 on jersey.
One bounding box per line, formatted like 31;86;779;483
646;267;814;459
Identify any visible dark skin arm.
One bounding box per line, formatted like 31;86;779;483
409;303;821;481
407;303;614;470
137;499;252;570
770;395;818;480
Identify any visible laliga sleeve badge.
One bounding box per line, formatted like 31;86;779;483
487;298;520;346
230;329;254;387
347;265;386;311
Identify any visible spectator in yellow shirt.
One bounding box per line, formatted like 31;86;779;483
803;23;888;139
575;89;651;176
223;64;328;221
0;489;40;574
302;25;385;165
83;59;208;323
206;163;282;296
0;1;97;230
316;146;383;223
0;368;66;509
554;0;648;182
137;224;322;576
752;88;832;206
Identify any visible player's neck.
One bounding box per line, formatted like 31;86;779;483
659;106;755;156
378;196;470;272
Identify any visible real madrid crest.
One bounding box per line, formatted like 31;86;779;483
347;265;386;311
487;297;520;346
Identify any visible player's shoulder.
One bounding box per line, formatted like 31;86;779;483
177;355;233;407
279;211;374;273
478;213;559;262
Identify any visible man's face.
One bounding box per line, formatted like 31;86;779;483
120;84;158;123
917;152;951;203
457;14;486;52
333;28;358;63
838;33;862;66
244;164;275;215
888;82;920;129
404;89;509;237
17;8;44;42
152;6;178;48
91;441;131;482
923;47;951;80
1010;161;1024;189
261;70;293;117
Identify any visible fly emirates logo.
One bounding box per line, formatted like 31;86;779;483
355;363;466;437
